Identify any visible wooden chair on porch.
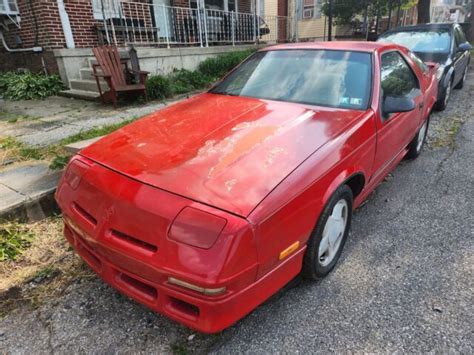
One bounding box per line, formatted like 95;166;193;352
92;45;149;107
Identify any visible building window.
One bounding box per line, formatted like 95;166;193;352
0;0;19;14
92;0;120;20
301;0;321;20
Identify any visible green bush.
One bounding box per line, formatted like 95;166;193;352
0;72;64;101
146;74;173;100
145;49;255;100
169;69;212;94
197;49;255;80
0;72;16;94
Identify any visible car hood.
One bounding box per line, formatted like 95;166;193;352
414;51;450;65
80;93;365;216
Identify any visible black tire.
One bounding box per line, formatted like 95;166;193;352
434;77;452;111
302;185;353;280
454;64;468;90
406;117;429;160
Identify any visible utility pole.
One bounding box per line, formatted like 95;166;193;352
327;0;333;41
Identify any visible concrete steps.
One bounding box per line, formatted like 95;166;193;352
79;67;107;81
80;68;94;80
58;89;100;101
69;79;109;93
64;53;129;98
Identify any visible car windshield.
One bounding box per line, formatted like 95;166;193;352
379;29;451;53
210;49;372;110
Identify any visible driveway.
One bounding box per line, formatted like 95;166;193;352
1;71;473;353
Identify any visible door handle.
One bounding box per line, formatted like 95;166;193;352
418;103;424;110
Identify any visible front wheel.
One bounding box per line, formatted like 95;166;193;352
406;117;429;160
302;185;353;280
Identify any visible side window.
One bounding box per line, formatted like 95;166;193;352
381;51;419;98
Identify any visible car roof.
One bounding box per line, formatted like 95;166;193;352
261;41;396;53
381;23;454;35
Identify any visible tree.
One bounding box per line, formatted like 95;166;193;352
321;0;410;26
321;0;367;25
417;0;430;24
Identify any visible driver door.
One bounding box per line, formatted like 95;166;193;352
372;50;423;180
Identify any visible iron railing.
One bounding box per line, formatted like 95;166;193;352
97;0;292;47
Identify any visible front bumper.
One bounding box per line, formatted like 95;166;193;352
57;156;304;333
63;218;305;333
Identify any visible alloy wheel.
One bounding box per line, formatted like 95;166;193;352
417;120;428;153
318;199;348;267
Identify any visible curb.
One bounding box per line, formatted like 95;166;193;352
0;188;60;222
0;163;63;223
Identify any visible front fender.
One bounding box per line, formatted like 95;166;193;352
321;169;365;209
442;67;455;89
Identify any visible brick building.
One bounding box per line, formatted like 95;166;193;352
0;0;264;74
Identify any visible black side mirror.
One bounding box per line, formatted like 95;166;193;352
457;42;473;52
383;96;416;115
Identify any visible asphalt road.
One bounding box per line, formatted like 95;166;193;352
1;71;473;353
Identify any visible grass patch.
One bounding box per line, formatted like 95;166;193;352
0;222;34;261
0;217;94;317
59;118;134;146
430;116;465;149
0;137;49;167
1;118;137;170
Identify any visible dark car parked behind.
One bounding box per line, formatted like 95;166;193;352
378;23;472;111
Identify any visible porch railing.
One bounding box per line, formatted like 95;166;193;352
97;0;292;47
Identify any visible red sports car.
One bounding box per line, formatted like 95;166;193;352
56;42;438;333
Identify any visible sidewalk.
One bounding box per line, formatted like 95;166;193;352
0;96;167;147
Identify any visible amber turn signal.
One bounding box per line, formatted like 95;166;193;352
279;241;300;260
168;277;226;296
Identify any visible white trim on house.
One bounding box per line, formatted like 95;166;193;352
57;0;75;48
